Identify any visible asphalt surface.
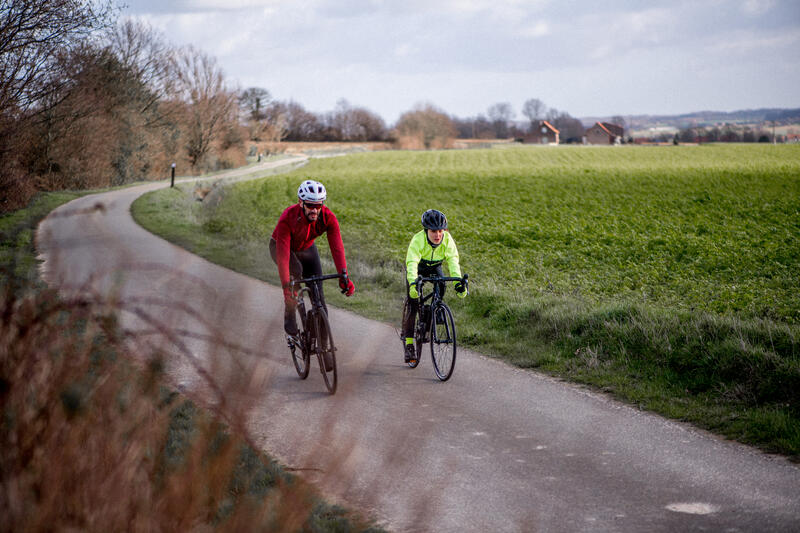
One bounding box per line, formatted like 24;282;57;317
36;157;800;532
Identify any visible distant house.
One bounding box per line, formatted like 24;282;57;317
585;122;624;145
523;120;560;145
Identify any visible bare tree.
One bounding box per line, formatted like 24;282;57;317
0;0;117;211
274;100;324;141
327;99;386;141
239;87;271;141
108;19;175;122
394;103;456;149
240;87;271;121
104;20;183;180
326;99;354;141
172;45;237;168
349;107;387;141
522;98;545;131
487;102;515;138
557;113;585;143
263;101;288;142
0;0;116;118
452;114;494;139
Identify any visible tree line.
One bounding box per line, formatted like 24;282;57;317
451;98;593;143
0;0;592;212
239;95;591;147
674;125;787;144
1;1;250;211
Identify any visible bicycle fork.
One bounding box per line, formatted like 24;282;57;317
416;304;431;343
287;300;308;351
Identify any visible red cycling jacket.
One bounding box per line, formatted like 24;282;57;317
271;203;347;289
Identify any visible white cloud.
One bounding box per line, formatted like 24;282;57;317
584;7;675;47
517;21;550;38
589;44;614;62
394;43;415;58
710;27;800;53
741;0;776;16
183;0;289;10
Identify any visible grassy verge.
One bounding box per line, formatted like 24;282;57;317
1;190;383;531
133;145;800;460
1;191;84;289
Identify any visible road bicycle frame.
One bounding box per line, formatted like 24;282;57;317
287;270;349;394
409;273;468;381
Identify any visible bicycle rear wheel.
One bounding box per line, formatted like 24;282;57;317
314;310;337;394
291;304;310;379
430;303;456;381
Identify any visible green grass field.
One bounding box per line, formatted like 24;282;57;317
133;144;800;458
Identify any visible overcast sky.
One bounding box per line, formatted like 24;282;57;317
124;0;799;124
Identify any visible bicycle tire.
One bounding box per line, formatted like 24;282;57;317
291;304;310;379
314;310;337;394
430;302;456;381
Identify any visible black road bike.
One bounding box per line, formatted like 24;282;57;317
287;270;349;394
403;274;468;381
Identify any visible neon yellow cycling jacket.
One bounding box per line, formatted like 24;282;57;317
405;230;462;286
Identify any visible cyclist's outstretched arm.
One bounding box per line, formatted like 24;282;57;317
323;210;348;275
443;233;462;279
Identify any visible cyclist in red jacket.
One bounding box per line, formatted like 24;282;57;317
269;179;355;337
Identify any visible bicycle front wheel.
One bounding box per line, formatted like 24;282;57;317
430;303;456;381
291;304;310;379
314;310;337;394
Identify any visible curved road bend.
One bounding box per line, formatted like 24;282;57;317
37;157;800;532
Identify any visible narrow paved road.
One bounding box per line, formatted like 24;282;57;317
37;158;800;532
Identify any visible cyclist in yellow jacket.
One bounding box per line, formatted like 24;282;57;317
402;209;467;363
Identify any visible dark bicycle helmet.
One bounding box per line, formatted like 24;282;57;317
421;209;447;230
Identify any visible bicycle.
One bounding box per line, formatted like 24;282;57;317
286;270;349;394
403;274;468;381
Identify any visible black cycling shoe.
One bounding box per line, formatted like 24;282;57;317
286;334;300;349
404;343;417;363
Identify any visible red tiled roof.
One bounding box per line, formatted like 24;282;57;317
594;122;613;136
541;120;560;134
590;122;623;138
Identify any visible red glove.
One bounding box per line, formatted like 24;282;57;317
340;277;355;296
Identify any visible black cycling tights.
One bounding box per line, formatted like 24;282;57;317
269;239;327;334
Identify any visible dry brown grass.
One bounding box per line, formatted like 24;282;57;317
392;135;455;150
0;260;379;532
451;138;516;149
257;141;393;155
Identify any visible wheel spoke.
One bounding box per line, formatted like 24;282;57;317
291;304;310;379
431;303;456;381
316;311;337;394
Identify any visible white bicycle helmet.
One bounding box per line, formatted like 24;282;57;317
297;179;327;203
